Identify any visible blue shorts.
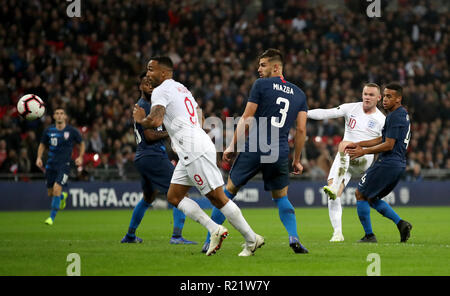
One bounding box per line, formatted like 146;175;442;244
357;164;405;200
230;152;289;191
46;165;70;188
134;155;174;196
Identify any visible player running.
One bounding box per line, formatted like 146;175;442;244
345;83;413;243
121;73;196;245
133;56;264;256
36;107;85;225
201;48;309;254
307;83;385;242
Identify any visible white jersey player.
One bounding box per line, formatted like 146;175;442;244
133;56;264;256
308;83;385;242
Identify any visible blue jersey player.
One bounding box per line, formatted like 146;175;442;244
202;49;309;254
36;107;85;225
346;83;412;243
121;73;196;244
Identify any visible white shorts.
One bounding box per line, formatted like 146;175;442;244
327;153;374;187
171;151;224;195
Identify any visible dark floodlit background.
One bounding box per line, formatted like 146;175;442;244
0;0;448;182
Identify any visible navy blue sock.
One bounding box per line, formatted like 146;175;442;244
370;199;401;225
273;195;298;238
127;199;150;237
357;200;373;235
50;195;62;220
172;207;186;238
205;187;236;243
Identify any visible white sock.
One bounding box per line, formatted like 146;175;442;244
331;152;349;193
219;200;256;243
177;197;218;234
328;197;342;234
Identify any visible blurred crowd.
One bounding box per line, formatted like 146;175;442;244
0;0;448;181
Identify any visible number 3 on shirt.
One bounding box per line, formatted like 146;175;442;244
271;97;290;128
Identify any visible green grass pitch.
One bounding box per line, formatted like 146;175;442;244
0;206;449;276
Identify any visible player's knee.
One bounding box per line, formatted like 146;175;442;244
53;184;62;196
167;191;182;207
225;180;239;195
143;192;155;204
355;189;366;201
338;141;351;152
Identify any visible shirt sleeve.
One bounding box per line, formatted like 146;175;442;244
40;128;49;145
72;127;82;144
247;79;262;105
307;105;346;120
385;113;408;139
298;92;308;113
151;87;169;108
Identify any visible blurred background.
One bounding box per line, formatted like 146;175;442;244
0;0;448;183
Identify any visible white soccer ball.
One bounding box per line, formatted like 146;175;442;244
17;94;46;120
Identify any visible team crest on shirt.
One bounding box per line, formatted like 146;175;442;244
64;131;70;140
367;120;376;129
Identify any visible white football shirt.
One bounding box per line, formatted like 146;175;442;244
308;102;385;142
151;79;216;165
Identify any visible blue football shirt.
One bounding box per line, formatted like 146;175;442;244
40;124;82;169
133;97;167;161
245;76;308;159
377;106;411;167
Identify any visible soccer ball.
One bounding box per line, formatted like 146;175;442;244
17;94;46;120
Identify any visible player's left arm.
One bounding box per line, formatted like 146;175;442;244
75;141;85;167
134;104;165;129
143;129;168;142
346;137;395;160
223;102;258;162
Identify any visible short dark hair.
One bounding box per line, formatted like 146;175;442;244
149;56;174;71
259;48;283;65
385;82;403;96
364;82;381;93
53;107;65;114
139;71;147;79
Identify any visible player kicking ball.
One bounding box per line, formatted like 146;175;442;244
307;83;385;242
133;56;264;256
345;83;412;243
120;73;196;245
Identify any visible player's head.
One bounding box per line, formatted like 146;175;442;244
53;107;67;124
258;48;283;78
139;71;153;98
382;83;403;111
362;83;381;112
146;56;173;87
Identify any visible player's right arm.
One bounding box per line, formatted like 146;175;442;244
307;105;347;120
36;143;46;169
292;111;307;175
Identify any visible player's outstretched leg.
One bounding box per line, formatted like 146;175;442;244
369;199;412;242
356;200;377;243
170;207;197;244
273;195;308;253
168;184;227;256
45;194;62;225
121;198;150;243
207;186;264;256
201;187;236;253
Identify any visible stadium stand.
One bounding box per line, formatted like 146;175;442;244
0;0;448;181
